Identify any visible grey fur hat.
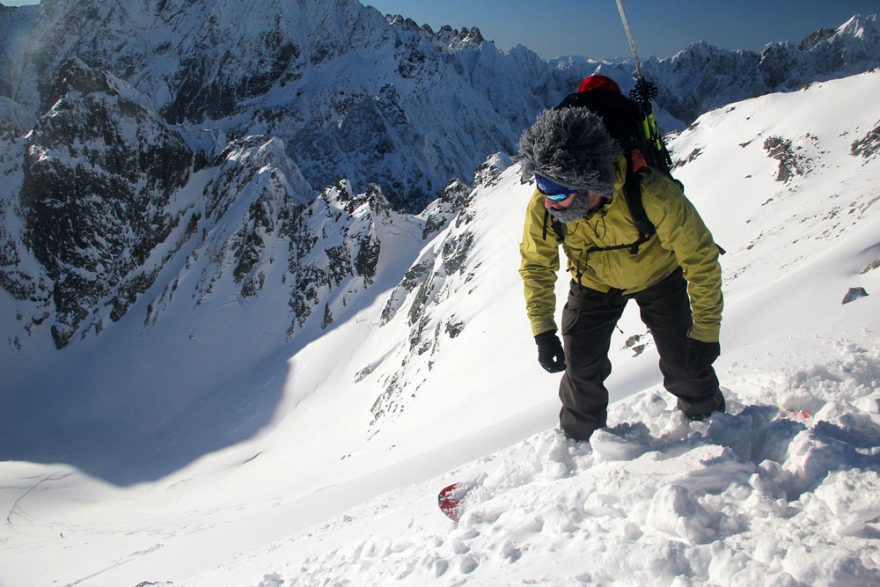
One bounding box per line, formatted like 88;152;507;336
518;107;621;196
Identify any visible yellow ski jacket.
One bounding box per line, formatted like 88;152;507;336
519;158;722;342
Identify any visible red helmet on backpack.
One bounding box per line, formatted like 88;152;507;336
577;74;621;95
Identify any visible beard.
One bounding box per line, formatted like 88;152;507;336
545;192;598;224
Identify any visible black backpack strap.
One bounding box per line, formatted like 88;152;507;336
542;209;567;242
622;179;654;243
552;218;566;241
620;159;656;254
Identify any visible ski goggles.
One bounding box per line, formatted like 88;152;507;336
534;174;577;201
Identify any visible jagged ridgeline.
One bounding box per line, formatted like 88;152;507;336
1;0;879;349
0;0;566;349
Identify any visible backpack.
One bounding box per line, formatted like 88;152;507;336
543;75;675;254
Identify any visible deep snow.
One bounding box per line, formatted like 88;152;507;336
1;71;880;586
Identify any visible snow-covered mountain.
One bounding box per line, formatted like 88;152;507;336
2;0;560;211
1;1;879;354
0;0;565;351
657;13;880;123
1;3;880;584
2;67;879;587
555;13;880;125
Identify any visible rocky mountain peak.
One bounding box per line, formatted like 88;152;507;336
1;5;879;353
20;57;193;347
642;13;880;123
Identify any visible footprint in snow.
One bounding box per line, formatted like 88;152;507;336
590;422;653;461
459;554;479;574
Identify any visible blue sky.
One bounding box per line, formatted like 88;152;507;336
362;0;878;59
5;0;878;59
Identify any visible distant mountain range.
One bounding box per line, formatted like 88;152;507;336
1;0;878;352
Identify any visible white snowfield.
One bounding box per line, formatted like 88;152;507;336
2;72;880;586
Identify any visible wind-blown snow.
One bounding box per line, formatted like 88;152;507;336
2;72;880;587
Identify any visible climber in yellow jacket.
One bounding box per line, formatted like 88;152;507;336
518;104;725;441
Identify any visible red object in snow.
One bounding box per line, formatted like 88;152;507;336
437;482;469;521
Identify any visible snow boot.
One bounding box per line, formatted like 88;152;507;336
677;390;725;421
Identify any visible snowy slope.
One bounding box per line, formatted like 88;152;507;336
180;71;880;587
2;71;879;586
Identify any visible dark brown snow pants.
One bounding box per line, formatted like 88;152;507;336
558;268;722;441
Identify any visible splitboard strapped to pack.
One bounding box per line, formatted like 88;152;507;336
613;0;673;169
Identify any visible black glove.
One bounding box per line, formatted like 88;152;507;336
535;331;566;373
685;338;720;373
